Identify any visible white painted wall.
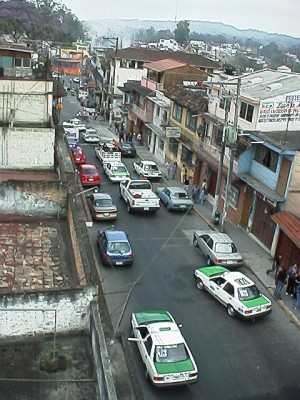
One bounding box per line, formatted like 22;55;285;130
0;127;55;169
0;286;97;338
112;59;147;97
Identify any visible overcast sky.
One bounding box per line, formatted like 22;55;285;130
61;0;299;38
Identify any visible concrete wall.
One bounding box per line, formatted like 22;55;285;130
0;286;97;339
0;126;55;169
285;151;300;218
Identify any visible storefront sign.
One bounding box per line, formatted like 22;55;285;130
166;127;181;137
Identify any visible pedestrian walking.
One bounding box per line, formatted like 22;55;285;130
165;161;171;180
266;254;282;275
172;161;178;179
105;109;110;122
100;107;104;121
125;130;130;141
293;272;300;310
286;263;298;297
128;130;133;142
180;164;187;184
274;265;287;300
114;121;119;134
119;124;125;143
183;176;190;192
137;132;142;145
192;185;200;203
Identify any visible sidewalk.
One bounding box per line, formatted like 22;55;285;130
97;119;300;328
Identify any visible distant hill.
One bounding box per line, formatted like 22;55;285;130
83;18;300;49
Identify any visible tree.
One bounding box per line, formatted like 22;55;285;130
175;20;190;45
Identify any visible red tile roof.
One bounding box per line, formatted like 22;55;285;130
272;211;300;248
143;59;187;72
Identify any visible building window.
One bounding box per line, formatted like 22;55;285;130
120;59;127;68
156;105;160;117
0;56;13;68
158;138;164;151
181;146;193;163
219;96;231;112
240;102;254;122
185;110;197;132
137;61;143;69
15;58;22;67
222;183;239;209
254;144;278;172
128;60;135;68
23;58;31;68
172;102;182;122
169;137;179;156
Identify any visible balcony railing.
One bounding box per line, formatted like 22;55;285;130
131;103;153;122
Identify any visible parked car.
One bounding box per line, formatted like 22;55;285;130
193;230;243;268
104;162;130;182
96;230;134;266
129;310;198;386
119;141;137;157
78;164;101;187
81;128;100;143
87;193;117;220
73;77;80;84
70;145;86;165
194;266;272;319
156;186;194;212
133;160;162;180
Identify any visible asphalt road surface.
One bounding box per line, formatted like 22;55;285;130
61;89;300;400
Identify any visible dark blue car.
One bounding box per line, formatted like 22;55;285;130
97;230;134;266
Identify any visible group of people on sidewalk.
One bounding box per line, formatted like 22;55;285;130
267;254;300;310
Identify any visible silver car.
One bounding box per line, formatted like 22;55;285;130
87;193;117;220
156;186;194;211
193;230;243;268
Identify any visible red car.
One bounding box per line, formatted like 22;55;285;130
71;145;86;165
79;164;101;187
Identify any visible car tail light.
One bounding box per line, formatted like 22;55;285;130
215;258;222;264
153;375;164;382
111;174;116;178
267;304;272;309
244;309;253;314
133;193;141;198
129;251;134;259
132;200;135;205
103;253;109;260
189;372;198;378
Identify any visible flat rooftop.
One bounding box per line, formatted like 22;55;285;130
0;220;78;293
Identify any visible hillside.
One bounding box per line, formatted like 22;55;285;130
83;18;300;48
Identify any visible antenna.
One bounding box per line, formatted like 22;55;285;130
174;0;179;26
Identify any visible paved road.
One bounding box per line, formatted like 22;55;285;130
61;91;300;400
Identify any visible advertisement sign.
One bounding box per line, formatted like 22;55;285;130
166;127;181;138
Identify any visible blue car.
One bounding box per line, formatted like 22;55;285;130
97;230;134;266
156;186;194;212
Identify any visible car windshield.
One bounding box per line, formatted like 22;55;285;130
130;182;152;190
154;343;189;363
215;242;237;254
113;166;127;173
107;241;130;254
87;132;97;136
238;285;260;301
73;148;83;155
172;192;189;199
95;199;113;207
123;143;133;149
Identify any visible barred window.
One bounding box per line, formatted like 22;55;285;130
222;183;240;209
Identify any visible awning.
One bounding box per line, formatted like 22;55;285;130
145;123;166;138
272;211;300;248
238;173;285;202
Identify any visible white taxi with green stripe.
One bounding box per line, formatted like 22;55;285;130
194;266;272;319
104;161;130;182
129;310;198;386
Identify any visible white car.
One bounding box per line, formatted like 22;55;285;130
133;160;162;180
73;77;80;84
129;310;198;386
69;118;87;133
81;128;99;143
104;162;130;182
194;266;272;319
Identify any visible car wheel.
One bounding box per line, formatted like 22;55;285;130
127;203;132;214
227;305;236;318
196;278;204;290
207;257;212;265
145;369;150;382
193;237;198;247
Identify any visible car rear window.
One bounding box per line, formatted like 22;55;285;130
172;192;189;199
95;199;113;207
238;285;260;301
107;241;130;254
83;167;97;174
215;242;237;254
154;344;189;363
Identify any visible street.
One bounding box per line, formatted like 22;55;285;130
61;89;300;400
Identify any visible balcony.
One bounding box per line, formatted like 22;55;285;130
141;77;163;91
131;103;153;122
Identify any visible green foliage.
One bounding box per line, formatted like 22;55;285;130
175;20;190;45
132;26;173;44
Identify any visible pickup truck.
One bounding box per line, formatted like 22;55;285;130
119;179;160;214
95;147;121;165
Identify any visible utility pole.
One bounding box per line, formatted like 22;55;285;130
221;77;241;232
109;37;119;127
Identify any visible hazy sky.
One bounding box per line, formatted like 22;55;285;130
62;0;299;38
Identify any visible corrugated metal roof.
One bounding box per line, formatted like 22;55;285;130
143;58;187;72
272;211;300;248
